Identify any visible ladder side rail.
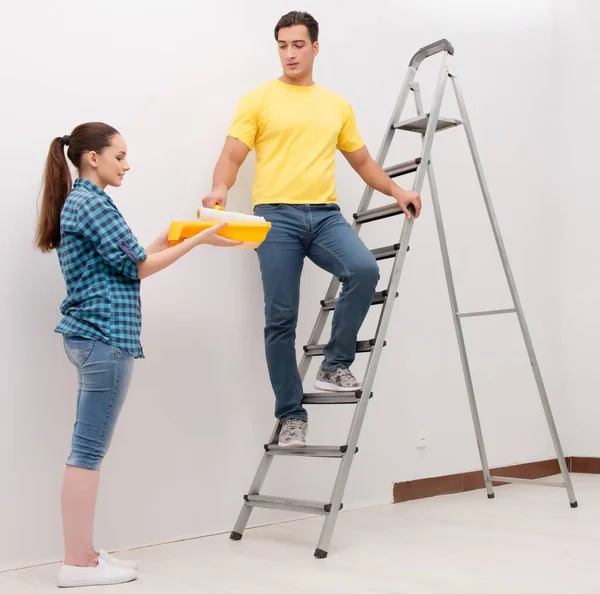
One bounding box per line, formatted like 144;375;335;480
411;79;495;497
448;72;577;506
314;53;454;556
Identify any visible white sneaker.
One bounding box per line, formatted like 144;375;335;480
57;557;137;588
99;548;138;570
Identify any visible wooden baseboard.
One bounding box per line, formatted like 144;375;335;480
569;456;600;474
393;456;600;503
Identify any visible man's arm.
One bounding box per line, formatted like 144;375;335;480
341;146;422;219
203;137;250;208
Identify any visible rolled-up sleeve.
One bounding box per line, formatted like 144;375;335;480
77;199;146;280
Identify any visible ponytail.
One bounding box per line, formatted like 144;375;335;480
35;136;72;252
35;122;119;253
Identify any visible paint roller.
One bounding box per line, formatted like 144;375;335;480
195;205;266;223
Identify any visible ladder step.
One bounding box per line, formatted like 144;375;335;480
371;243;408;261
265;444;358;458
384;157;421;178
303;391;371;404
303;339;385;356
394;114;462;133
321;290;396;311
243;494;343;515
457;308;517;319
354;203;406;224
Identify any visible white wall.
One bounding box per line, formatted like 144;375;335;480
0;0;567;570
553;0;600;456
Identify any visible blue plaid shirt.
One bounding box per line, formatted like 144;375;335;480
55;179;147;358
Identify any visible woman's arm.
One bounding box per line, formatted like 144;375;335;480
137;222;241;279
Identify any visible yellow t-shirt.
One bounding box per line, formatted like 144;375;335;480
227;79;364;207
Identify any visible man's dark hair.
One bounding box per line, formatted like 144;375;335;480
274;11;319;44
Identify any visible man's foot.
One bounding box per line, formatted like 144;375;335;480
278;419;307;447
314;366;361;392
57;557;137;588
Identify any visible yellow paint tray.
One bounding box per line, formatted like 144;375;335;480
168;219;272;249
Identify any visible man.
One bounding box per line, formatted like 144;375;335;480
203;11;421;447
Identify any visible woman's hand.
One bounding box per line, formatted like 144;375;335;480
137;222;241;280
146;229;171;254
190;221;242;247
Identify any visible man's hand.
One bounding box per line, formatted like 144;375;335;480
392;188;422;220
203;138;249;209
202;187;228;209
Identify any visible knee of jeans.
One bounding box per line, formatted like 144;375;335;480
265;306;298;337
349;259;380;288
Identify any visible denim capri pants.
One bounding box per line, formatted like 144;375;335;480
63;335;134;471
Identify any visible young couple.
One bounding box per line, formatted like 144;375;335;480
36;10;421;589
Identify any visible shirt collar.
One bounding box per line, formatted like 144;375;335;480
73;178;113;202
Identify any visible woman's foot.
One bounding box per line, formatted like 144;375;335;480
57;556;137;588
99;548;138;570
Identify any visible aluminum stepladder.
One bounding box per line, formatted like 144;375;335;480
230;39;578;559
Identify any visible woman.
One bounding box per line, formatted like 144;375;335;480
35;122;238;588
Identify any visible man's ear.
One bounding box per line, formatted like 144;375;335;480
313;41;319;57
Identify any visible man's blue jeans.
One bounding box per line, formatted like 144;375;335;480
254;203;380;422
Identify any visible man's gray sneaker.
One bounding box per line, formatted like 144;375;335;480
278;419;307;447
314;366;361;393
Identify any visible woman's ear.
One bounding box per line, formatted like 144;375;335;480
85;151;99;169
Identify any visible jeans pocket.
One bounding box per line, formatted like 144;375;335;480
64;336;95;368
254;204;283;213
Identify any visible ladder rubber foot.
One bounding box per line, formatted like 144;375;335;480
230;531;243;541
314;548;328;559
570;501;579;509
487;493;495;499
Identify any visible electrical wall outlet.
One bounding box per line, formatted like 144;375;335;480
416;430;428;449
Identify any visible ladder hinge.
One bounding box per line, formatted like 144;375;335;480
339;445;359;454
323;503;344;513
355;390;374;400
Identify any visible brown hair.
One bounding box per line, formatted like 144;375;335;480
35;122;119;252
274;11;319;44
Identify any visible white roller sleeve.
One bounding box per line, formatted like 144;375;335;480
196;206;266;223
